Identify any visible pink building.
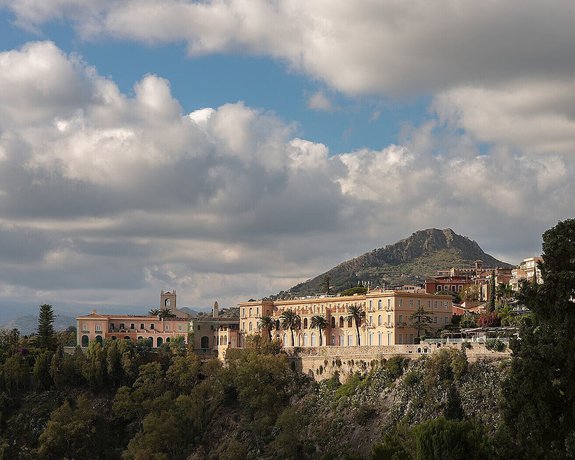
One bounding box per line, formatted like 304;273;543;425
76;290;190;348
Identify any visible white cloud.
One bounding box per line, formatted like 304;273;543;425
307;91;333;111
4;1;575;96
433;80;575;155
0;41;573;313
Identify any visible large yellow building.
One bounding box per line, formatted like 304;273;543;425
238;289;453;348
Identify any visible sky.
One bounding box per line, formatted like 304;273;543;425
0;1;574;321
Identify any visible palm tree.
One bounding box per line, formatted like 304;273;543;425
280;309;301;347
310;315;328;346
258;315;275;341
496;282;514;308
347;305;365;346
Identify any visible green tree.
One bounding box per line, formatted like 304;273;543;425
37;304;56;350
413;417;491;460
502;219;575;458
258;315;275;341
347;305;365;346
33;351;54;391
310;315;328;346
488;272;496;312
409;306;433;338
280;310;301;347
37;395;116;459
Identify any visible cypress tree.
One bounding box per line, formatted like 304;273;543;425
37;304;56;350
488;271;496;312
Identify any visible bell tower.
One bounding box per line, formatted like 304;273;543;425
161;290;177;311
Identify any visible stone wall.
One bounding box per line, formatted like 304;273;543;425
285;343;510;381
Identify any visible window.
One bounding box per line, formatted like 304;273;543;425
82;323;88;332
178;325;183;331
347;318;352;328
303;318;308;329
399;314;403;324
303;333;308;346
409;300;413;307
249;322;253;332
140;323;144;329
399;299;403;307
331;335;336;345
378;299;382;310
348;335;353;346
241;322;245;331
339;335;344;346
339;317;344;328
387;299;391;309
378;332;382;346
369;315;373;326
150;324;154;330
130;323;134;330
166;324;170;331
369;300;372;310
331;317;336;328
95;324;101;332
378;315;382;326
242;308;245;318
249;308;253;316
398;334;403;344
437;285;442;292
387;314;391;325
369;333;373;346
120;323;125;329
256;307;259;316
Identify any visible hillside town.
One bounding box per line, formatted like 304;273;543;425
76;256;541;366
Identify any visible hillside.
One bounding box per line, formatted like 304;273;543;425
286;228;512;296
0;311;76;335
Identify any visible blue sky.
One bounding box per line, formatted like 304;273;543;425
0;1;574;321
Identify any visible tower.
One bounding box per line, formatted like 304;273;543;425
161;290;177;311
213;301;219;318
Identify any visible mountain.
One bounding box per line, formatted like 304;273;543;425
285;228;512;296
1;311;77;335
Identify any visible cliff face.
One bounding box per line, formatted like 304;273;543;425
286;228;511;296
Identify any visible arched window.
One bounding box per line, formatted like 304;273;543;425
137;336;143;341
339;335;344;346
311;333;316;347
347;318;352;328
378;315;382;326
369;333;373;346
249;308;253;316
81;335;89;347
303;333;308;346
331;335;335;345
95;335;103;344
249;322;253;332
378;299;382;310
283;334;288;347
339;317;344;328
124;336;130;341
348;335;353;346
157;337;163;347
378;332;382;346
303;318;308;329
331;316;336;328
224;335;227;344
146;337;153;347
201;336;209;349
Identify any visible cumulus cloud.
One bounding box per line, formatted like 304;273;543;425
0;40;573;312
3;1;575;96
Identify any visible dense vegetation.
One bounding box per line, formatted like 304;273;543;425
1;219;574;459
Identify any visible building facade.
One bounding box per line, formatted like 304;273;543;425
76;291;190;348
237;290;453;349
